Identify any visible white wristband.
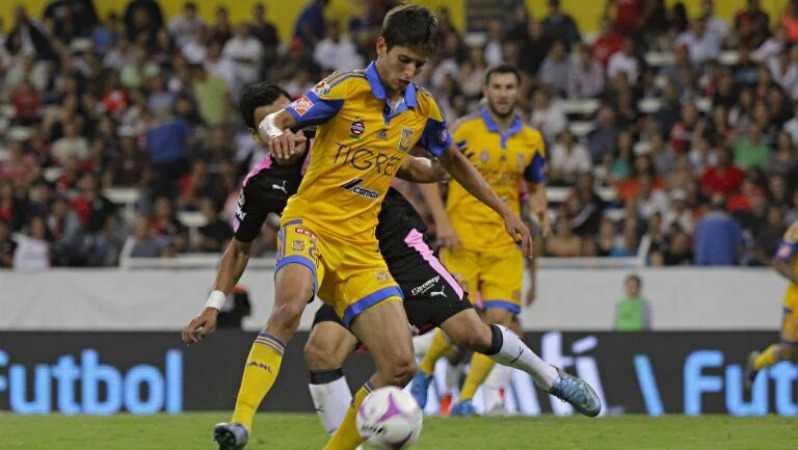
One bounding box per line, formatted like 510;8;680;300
205;290;226;310
258;113;283;140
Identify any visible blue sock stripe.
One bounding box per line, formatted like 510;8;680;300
364;381;375;394
258;332;286;349
254;338;285;355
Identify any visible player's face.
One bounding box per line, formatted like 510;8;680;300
249;96;291;147
375;37;427;95
484;72;519;119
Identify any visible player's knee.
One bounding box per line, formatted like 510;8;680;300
303;339;337;371
464;327;493;354
381;355;418;386
268;300;304;333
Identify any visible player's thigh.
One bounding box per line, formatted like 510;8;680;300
304;306;359;371
440;246;479;301
479;248;524;316
275;220;326;303
780;289;798;346
350;297;416;374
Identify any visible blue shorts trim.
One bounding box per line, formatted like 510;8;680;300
343;286;404;328
275;255;318;298
482;300;521;314
780;339;798;346
784;307;793;314
284;218;303;227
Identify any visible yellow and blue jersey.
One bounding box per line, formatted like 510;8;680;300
446;107;546;251
282;62;452;241
775;220;798;287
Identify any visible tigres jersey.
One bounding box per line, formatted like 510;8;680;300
446;107;546;251
282;62;452;241
775;220;798;287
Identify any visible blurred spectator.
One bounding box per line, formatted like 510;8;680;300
662;189;694;234
593;217;626;257
694;195;744;265
1;138;35;184
518;20;551;76
674;19;720;66
732;125;771;171
769;131;797;176
13;216;51;270
734;0;770;49
545;217;584;257
607;36;639;84
169;2;205;47
636;174;670;219
294;0;329;49
587;106;619;165
216;285;252;328
191;62;230;128
549;130;591;185
564;171;606;236
591;17;622;68
753;206;787;265
752;26;787;63
542;0;581;47
608;0;644;35
196;198;233;253
782;0;798;43
71;174;117;233
506;3;531;43
615;274;650;331
313;22;364;73
0;219;16;268
250;3;280;63
700;0;728;41
43;0;99;43
700;147;745;197
128;217;167;258
51;120;90;165
124;0;162;47
146;109;192;199
210;6;233;44
484;19;504;66
529;89;567;144
223;24;264;97
662;229;694;265
539;40;571;96
567;43;605;99
148;197;188;254
6;6;57;61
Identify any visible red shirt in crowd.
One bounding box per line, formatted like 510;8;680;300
700;165;745;197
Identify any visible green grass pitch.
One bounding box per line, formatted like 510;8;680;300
0;413;793;449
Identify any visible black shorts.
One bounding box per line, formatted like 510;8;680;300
312;226;472;333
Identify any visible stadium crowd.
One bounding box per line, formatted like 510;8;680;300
1;0;797;269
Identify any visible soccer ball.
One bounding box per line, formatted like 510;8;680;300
356;386;423;449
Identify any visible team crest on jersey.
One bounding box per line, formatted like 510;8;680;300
399;128;414;152
312;80;331;96
292;240;305;252
291;96;314;116
439;129;449;145
375;270;392;284
350;120;365;138
377;129;388;140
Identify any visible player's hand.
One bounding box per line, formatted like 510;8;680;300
436;218;460;249
504;213;533;258
268;130;307;161
182;307;219;346
525;285;536;306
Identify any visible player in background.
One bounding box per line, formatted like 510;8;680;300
745;219;798;386
411;64;552;416
183;79;598;448
201;6;535;449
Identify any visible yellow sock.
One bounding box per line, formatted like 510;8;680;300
419;330;454;375
324;381;374;450
753;344;781;370
459;353;496;402
230;332;286;430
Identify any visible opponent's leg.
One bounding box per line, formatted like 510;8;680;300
304;319;359;435
215;259;318;449
325;298;416;450
440;308;600;417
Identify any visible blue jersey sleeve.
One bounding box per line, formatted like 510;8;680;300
524;153;546;183
284;91;344;128
775;240;798;261
419;119;452;157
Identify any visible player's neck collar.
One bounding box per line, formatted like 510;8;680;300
480;106;522;136
365;61;418;109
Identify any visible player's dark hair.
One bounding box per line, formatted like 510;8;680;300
238;82;291;129
484;64;521;86
380;5;439;56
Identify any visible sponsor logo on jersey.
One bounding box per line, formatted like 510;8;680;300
410;276;441;296
292;240;305;252
291;95;314;116
333;144;402;176
295;227;317;240
377;129;388;140
438;129;449;144
350;120;365;137
340;178;380;199
312;80;331;96
399;128;414;152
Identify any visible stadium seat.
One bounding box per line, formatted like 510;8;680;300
558;99;600;117
569;121;596;137
645;51;675;67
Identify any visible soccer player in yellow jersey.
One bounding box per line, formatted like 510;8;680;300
210;6;534;449
745;219;798;387
412;64;551;416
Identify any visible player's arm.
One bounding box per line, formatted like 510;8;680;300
182;237;253;345
418;181;460;249
772;236;798;285
524;134;551;237
396;155;447;183
439;145;532;256
772;259;798;284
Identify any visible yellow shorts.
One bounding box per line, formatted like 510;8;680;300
275;219;402;327
781;287;798;345
440;246;523;313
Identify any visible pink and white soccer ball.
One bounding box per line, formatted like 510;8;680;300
356;386;423;449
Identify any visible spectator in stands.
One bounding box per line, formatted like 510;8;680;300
545;216;584;257
650;132;677;175
146;105;192;199
71;173;117;233
196;198;233;253
662;189;694;234
191;62;230;128
607;36;640;84
669;102;701;153
735;0;770;49
129;217;167;258
752;206;787;265
615;274;651;331
591;17;622;68
13;215;51;270
0;219;15;268
51;119;89;165
540;40;571;97
568;43;605;99
550;130;592;185
484;19;504;66
294;0;329;49
148;197;188;255
210;6;233;44
518;20;551;77
250;3;280;67
48;196;84;266
587;106;619;165
529;89;567;144
695;194;744;265
700;147;745;197
732;125;771;171
769;131;797;177
636;174;670;219
753;25;787;63
592;217;624;257
223;24;264;97
6;6;57;61
675;19;721;67
216;285;252;328
542;0;581;47
1;138;35;185
313;21;363;73
169;2;205;47
701;0;729;42
782;0;798;43
768;174;790;209
661;229;694;265
506;3;531;43
565;171;606;237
